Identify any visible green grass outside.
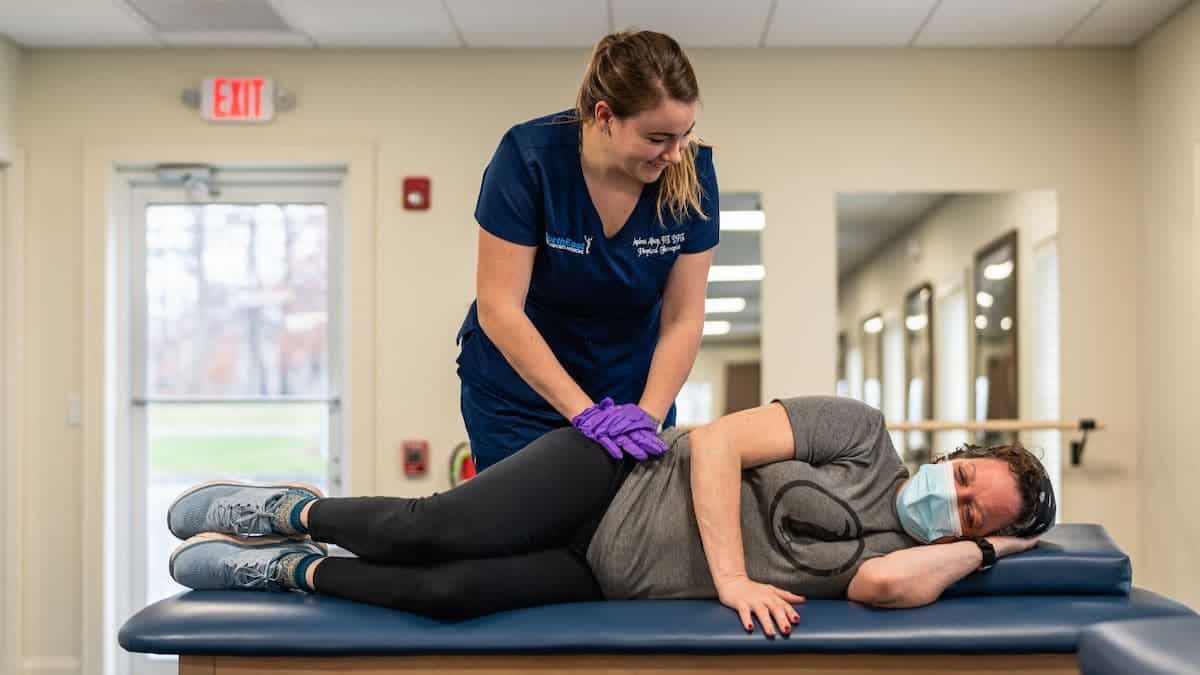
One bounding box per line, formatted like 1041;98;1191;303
147;403;329;476
150;436;325;475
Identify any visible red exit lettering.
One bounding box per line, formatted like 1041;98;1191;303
203;78;272;122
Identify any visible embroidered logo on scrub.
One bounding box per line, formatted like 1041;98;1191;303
633;232;686;257
768;480;865;577
546;234;593;255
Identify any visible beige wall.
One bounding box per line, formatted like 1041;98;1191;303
1136;1;1200;610
0;35;21;675
11;45;1143;669
0;37;19;164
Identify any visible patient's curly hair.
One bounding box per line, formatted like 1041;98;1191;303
935;441;1055;537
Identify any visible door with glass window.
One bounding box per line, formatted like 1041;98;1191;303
120;168;345;675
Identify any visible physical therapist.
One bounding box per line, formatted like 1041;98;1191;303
456;30;720;470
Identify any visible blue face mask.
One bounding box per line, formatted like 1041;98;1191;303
896;463;962;543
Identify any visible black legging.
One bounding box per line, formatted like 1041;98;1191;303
306;427;634;620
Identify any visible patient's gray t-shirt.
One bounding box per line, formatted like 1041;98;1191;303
586;396;916;600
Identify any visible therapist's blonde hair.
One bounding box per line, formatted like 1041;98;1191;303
574;30;709;226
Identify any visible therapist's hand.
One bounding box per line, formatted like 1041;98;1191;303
572;397;614;431
572;399;667;460
596;402;668;460
572;398;620;456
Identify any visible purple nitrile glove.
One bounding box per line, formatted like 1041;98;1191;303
590;402;655;438
608;427;668;460
623;427;669;457
572;397;614;434
572;398;620;457
573;398;632;459
580;401;666;461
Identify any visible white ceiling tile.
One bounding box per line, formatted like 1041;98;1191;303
1063;0;1190;46
766;0;937;47
611;0;772;48
446;0;607;48
0;0;1188;49
269;0;460;48
915;0;1100;47
0;0;160;47
158;30;313;47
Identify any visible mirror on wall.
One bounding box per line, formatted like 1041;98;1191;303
973;231;1018;446
860;313;883;410
904;283;934;463
836;191;1057;481
836;332;849;397
676;192;763;426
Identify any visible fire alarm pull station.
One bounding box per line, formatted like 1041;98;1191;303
402;440;428;477
403;177;431;210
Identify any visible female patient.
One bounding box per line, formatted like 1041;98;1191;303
166;396;1054;636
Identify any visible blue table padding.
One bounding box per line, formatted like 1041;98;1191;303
942;524;1131;597
120;588;1193;656
1079;616;1200;674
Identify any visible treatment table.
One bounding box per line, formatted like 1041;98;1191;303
1078;615;1200;674
119;524;1196;674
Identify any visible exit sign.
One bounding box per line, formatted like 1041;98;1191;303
201;77;275;122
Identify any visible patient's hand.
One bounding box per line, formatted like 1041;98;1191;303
716;576;806;638
987;535;1041;558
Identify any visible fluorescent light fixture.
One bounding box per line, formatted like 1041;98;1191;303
976;291;994;308
975;314;989;330
703;320;732;336
1000;316;1013;331
983;260;1013;280
720;210;765;231
862;316;884;334
708;265;765;282
705;297;747;314
904;314;928;332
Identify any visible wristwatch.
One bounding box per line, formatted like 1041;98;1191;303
972;537;997;572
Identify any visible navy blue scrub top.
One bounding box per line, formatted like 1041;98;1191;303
456;110;720;425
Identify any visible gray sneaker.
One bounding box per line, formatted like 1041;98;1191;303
167;480;324;540
169;533;326;591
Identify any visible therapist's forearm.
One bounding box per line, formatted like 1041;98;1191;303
639;318;704;421
477;302;594;420
689;425;750;589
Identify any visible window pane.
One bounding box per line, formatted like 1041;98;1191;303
675;382;714;426
145;203;330;397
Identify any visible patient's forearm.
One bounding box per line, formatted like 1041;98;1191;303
865;541;982;608
689;427;749;590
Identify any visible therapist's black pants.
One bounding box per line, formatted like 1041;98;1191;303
306;427;635;621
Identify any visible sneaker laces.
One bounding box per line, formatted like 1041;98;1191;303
212;494;281;536
226;554;286;591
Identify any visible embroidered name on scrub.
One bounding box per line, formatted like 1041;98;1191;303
634;232;687;257
547;233;594;255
